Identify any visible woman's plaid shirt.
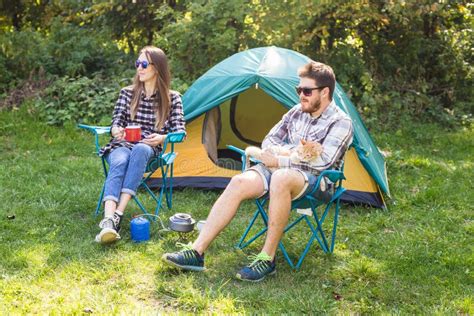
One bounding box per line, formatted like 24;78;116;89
262;101;353;175
99;87;185;156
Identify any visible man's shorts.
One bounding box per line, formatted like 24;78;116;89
247;164;334;202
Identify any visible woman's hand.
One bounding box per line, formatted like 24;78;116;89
141;133;166;147
111;126;125;141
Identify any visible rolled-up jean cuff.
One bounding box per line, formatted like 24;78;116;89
121;188;136;196
292;169;310;201
247;164;271;198
103;195;119;203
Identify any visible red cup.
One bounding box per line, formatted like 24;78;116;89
125;125;141;142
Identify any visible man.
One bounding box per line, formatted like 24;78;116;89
162;61;353;282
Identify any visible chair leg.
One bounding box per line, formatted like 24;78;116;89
236;209;260;249
154;164;169;216
142;181;159;203
295;234;317;269
304;215;329;253
165;163;174;210
283;215;305;233
95;183;106;216
330;198;341;253
140;182;161;217
235;196;342;269
258;206;296;269
310;201;331;252
277;239;296;269
237;199;269;249
236;198;297;268
95;157;108;216
275;202;335;268
132;195;149;215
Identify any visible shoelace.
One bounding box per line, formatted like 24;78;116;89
99;217;115;229
247;252;272;268
112;213;122;226
176;242;199;262
176;242;194;251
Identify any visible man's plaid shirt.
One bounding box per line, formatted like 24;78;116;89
262;101;353;175
99;87;185;156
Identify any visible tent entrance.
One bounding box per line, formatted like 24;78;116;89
202;87;288;170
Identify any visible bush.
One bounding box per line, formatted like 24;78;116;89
0;52;15;91
33;74;130;126
163;0;248;82
171;77;190;95
2;2;472;129
0;19;130;92
0;20;134;124
45;20;129;77
32;71;189;126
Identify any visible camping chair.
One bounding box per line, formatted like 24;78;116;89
78;124;185;216
227;145;346;269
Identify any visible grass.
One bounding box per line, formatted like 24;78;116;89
0;106;473;314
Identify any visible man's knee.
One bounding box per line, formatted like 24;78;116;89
226;173;263;198
270;169;302;194
227;174;250;190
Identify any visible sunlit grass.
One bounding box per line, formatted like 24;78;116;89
0;107;473;314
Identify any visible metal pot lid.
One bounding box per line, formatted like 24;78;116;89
169;213;196;232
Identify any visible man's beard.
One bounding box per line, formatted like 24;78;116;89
301;98;321;113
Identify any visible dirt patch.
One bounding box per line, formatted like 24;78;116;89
0;68;51;110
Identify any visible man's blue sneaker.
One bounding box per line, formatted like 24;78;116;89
236;252;276;282
162;243;206;272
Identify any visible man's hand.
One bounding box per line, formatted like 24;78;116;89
111;126;125;141
141;133;166;147
260;151;278;168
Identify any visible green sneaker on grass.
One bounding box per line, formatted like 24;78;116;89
162;243;206;272
236;252;276;282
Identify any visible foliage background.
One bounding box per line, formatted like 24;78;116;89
0;0;472;128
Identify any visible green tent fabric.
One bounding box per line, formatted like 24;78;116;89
182;46;390;198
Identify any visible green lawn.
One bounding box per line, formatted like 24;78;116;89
0;107;473;314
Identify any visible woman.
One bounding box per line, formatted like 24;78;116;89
96;46;185;244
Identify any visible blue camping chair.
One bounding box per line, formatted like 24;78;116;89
227;145;347;269
78;124;185;216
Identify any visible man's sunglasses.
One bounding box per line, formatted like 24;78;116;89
135;60;154;69
295;86;327;97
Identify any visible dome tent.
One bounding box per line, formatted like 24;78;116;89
151;46;390;207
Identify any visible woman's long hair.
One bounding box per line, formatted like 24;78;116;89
130;46;171;131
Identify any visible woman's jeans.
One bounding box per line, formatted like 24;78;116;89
103;144;154;203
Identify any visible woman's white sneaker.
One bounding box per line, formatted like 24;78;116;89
95;216;121;244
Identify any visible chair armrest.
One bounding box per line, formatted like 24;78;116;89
77;124;111;135
306;170;345;197
146;152;178;173
226;145;246;157
147;132;185;172
226;145;246;171
226;145;262;171
162;131;186;153
319;170;346;183
166;131;186;143
78;124;111;154
226;145;264;171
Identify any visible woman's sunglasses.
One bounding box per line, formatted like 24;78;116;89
295;86;327;97
135;60;154;69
